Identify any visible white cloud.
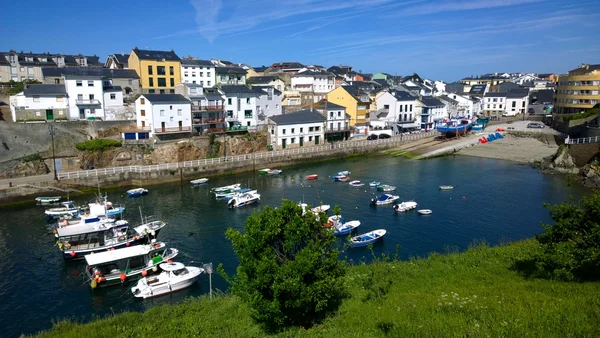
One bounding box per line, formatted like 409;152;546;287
391;0;545;16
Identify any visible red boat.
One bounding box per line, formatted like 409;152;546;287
306;174;318;180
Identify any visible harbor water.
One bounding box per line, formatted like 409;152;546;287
0;155;587;337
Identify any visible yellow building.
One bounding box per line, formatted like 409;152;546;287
128;48;182;94
555;63;600;115
326;86;371;126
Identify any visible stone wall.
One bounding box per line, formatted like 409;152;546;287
567;143;600;167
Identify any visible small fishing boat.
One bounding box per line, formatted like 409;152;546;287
349;180;364;187
224;188;253;200
333;220;361;236
258;168;271;174
394;201;417;212
371;194;400;205
131;262;204;299
228;191;260;208
127;188;148;198
417;209;432;215
35;196;61;204
439;185;454;190
333;175;349;182
369;181;381;187
266;169;282;175
190;178;209;185
306;174;318;180
337;170;351;176
85;241;179;289
326;215;343;228
377;184;396;192
350;229;387;247
312;205;330;213
45;201;80;219
85;196;126;217
211;183;241;193
215;187;245;199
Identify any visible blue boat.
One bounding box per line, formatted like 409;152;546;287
436;119;472;136
471;123;485;131
127;188;148;198
350;229;387;247
333;220;361;236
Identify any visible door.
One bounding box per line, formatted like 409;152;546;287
315;135;320;145
45;109;54;121
79;109;85;119
141;121;145;128
161;122;166;133
179;121;183;131
300;137;304;147
282;138;286;149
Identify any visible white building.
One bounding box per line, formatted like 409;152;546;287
65;76;105;120
268;109;326;149
291;70;334;102
312;101;351;141
512;74;538;85
374;90;421;132
482;93;507;117
181;59;216;88
418;96;447;130
483;91;529;117
103;85;132;120
135;94;192;137
220;85;259;128
9;84;69;122
175;83;226;134
441;92;481;117
505;91;529;116
252;86;283;125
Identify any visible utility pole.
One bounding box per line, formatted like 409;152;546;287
48;124;58;180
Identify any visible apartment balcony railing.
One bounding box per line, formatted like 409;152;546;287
397;119;418;124
192;104;224;111
193;118;226;125
76;99;101;105
153;126;193;134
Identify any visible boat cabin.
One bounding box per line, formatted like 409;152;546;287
56;221;130;252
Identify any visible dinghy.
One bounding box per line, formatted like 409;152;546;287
258;168;271;174
333;220;361;236
371;194;400;205
267;169;282;175
394;201;417;212
349;180;364;187
306;174;318;180
45;201;80;219
439;185;454;190
190;178;209;185
131;262;204;299
333;175;349;182
211;183;241;193
36;196;61;204
417;209;432;215
350;229;387;247
369;181;380;187
377;185;396;192
127;188;148;198
312;205;330;213
337;171;351;176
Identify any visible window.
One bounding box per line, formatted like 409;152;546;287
246;98;250;104
300;127;303;133
170;66;174;75
56;96;63;102
487;104;490;108
177;109;182;116
493;98;497;102
90;108;95;115
309;136;313;141
338;122;341;130
148;89;155;93
338;111;341;117
170;78;174;87
33;95;40;102
140;98;145;104
512;101;516;107
200;81;204;86
170;116;174;122
89;94;95;100
88;80;94;87
410;104;413;112
184;72;189;77
493;104;496;109
149;78;154;87
55;79;60;84
309;127;314;132
160;110;165;116
282;129;286;135
110;93;116;100
20;67;25;72
184;66;188;70
157;66;166;75
330;122;334;130
384;104;390;109
192;72;196;77
314;126;320;131
271;129;274;135
77;94;83;101
275;104;279;109
522;101;525;107
141;109;145;116
499;104;503;109
200;72;203;77
330;111;334;118
76;80;82;87
291;128;295;133
35;111;41;116
27;67;33;75
148;65;153;75
244;110;252;118
207;81;211;86
207;72;211;77
291;138;295;144
170;105;173;110
227;98;232;105
157;78;166;87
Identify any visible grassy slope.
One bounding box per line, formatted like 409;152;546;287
36;240;600;338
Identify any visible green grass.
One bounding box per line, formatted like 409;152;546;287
75;139;122;152
34;240;600;338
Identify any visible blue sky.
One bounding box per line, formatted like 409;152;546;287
1;0;599;81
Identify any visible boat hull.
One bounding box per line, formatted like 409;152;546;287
61;231;160;261
131;267;203;299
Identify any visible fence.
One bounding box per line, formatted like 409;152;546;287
565;136;600;145
57;131;435;180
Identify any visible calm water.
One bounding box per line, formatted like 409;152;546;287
0;155;588;337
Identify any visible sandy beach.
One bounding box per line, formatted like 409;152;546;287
457;134;559;163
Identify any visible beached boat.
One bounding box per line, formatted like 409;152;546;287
211;183;242;193
44;201;80;219
439;185;454;190
190;178;209;185
228;191;260;208
258;168;271;174
436;119;472;136
131;262;204;299
267;169;282;175
337;171;351;176
35;196;61;204
333;220;361;236
350;229;387;247
333;175;349;182
349;180;364;187
369;181;381;187
371;194;400;205
127;188;148;198
55;218;166;261
417;209;432;215
471;123;485;131
306;174;318;180
377;184;396;192
85;241;179;289
394;201;417;212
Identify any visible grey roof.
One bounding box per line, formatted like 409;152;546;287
142;94;190;104
181;59;214;67
220;85;256;95
252;66;268;72
247;76;279;84
419;96;444;107
293;70;333;77
484;92;507;97
271;62;304;69
215;66;246;74
132;48;180;61
392;91;416;101
251;86;282;96
42;67;139;79
113;54;129;64
529;89;554;103
506;91;529;98
103;86;122;92
313;101;346;110
497;82;521;90
469;84;487;94
438;95;459;105
270;109;326;125
373;79;390;87
23;84;66;96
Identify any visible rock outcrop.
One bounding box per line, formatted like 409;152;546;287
0;159;49;179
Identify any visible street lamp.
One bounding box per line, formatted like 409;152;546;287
48;124;58;180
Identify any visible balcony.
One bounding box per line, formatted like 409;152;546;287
191;104;224;112
193;118;226;125
76;99;101;105
153;126;193;134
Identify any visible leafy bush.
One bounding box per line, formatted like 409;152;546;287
21;153;43;162
221;200;346;330
75;139;122;152
561;108;599;122
534;190;600;281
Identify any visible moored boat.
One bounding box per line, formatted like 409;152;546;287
377;184;396;192
190;178;209;185
211;183;241;193
127;188;148;198
258;168;271;174
85;241;179;289
326;215;343;228
439;185;454;190
267;169;282;175
215;187;245;199
131;262;204;299
333;175;349;182
394;201;417;212
369;181;381;187
36;196;61;204
311;204;330;214
228;191;260;208
337;170;351;176
44;201;80;219
349;180;364;187
224;188;253;200
306;174;318;180
417;209;432;215
350;229;387;247
371;194;400;205
333;220;361;236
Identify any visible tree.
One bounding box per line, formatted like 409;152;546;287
222;200;346;329
535;190;600;281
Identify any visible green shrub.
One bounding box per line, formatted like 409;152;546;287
75;139;122;152
561;108;599;122
21;153;43;162
221;200;346;330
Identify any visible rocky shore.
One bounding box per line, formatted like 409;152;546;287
532;145;600;188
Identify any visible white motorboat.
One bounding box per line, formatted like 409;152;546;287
312;205;330;213
45;201;80;218
36;196;61;204
190;178;209;185
394;201;418;213
131;262;204;299
127;188;148;198
333;220;361;236
370;194;400;205
417;209;432;215
337;170;351;176
349;180;365;187
224;189;256;201
439;185;454;190
377;185;397;192
369;181;380;187
228;191;260;208
258;168;271;174
333;175;349;182
215;187;245;199
267;169;282;175
211;183;241;193
326;215;343;227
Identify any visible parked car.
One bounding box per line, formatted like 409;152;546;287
378;134;391;139
527;123;545;129
367;134;378;140
528;108;536;115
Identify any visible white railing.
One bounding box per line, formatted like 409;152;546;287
565;136;600;145
57;131;435;180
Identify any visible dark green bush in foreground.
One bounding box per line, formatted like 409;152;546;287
75;139;122;152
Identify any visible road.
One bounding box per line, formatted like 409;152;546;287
0;173;56;189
